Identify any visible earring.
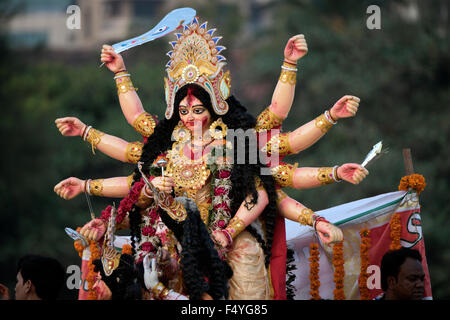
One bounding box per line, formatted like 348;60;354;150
172;120;191;142
209;118;227;140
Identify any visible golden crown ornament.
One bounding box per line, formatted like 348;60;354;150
164;17;231;120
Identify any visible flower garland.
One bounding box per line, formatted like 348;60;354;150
309;242;321;300
359;229;371;300
398;173;426;195
209;164;233;233
122;244;133;255
74;227;85;258
86;240;100;300
332;241;345;300
389;212;402;250
135;207;161;262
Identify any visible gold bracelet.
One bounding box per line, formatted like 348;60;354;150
297;208;315;226
255;106;284;132
270;162;298;188
160;288;171;300
125;141;143;164
279;61;297;85
317;167;335;185
115;72;138;95
262;132;293;156
85;128;104;155
151;282;166;299
126;173;135;189
314;112;334;133
276;189;288;205
132;112;157;138
157;193;187;222
89;179;104;196
225;216;246;240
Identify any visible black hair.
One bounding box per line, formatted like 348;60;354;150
93;253;142;300
17;254;65;300
380;247;422;291
159;197;233;300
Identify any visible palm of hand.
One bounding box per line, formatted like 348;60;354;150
331;100;352;119
81;219;105;241
316;222;343;245
338;165;358;183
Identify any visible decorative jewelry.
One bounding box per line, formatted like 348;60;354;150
297;208;315;226
332;165;342;183
156;193;187;222
164;18;231;119
125;141;143;164
115;71;138;95
225;216;246;240
101;205;121;277
271;162;298;188
126;174;135;189
255;106;284;132
132;112;157;138
172;120;191;142
85;127;105;155
276;189;288;205
279;61;297;85
314;112;334;133
262;132;293;156
82;125;92;141
324;110;337;125
209;118;227;140
89;179;104;196
317;167;339;185
312;215;330;230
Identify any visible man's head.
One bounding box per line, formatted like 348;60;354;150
15;254;65;300
380;247;425;300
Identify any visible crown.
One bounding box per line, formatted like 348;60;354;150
164;17;231;120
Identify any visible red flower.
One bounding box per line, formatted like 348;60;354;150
149;209;159;221
218;220;226;228
100;205;112;222
142;226;156;237
218;170;231;179
141;242;155;253
213;202;230;212
214;187;228;196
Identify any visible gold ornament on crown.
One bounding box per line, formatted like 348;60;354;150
164;17;231;120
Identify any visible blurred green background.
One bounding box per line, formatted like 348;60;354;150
0;0;448;299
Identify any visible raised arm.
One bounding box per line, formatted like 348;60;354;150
255;35;308;131
101;45;157;138
55;117;143;163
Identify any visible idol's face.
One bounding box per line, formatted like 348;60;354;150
178;95;212;135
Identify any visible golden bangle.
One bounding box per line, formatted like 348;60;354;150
157;194;187;222
279;62;297;85
255;106;284;132
297;208;315;226
125;141;143;163
160;288;170;300
314;113;333;133
127;174;135;189
262;132;293;156
225;216;246;240
317;167;335;185
270;162;298;188
115;75;137;95
151;282;165;299
276;189;288;205
85;128;104;155
89;179;104;196
132;112;157;138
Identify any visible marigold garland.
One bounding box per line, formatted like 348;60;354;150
398;174;426;194
86;240;100;300
73;227;85;258
389;212;402;250
309;242;321;300
359;229;371;300
332;241;345;300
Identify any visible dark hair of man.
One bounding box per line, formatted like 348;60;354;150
17;254;65;300
380;247;422;291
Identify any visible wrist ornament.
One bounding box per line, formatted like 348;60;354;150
255;106;284;132
297;208;315;226
114;70;138;95
315;110;337;133
262;132;293;157
312;215;330;231
279;61;297;85
225;216;246;240
83;126;105;155
151;282;171;300
317;166;341;185
85;179;104;196
132;112;157;138
125;141;144;164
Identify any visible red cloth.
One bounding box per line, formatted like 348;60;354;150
270;214;287;300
